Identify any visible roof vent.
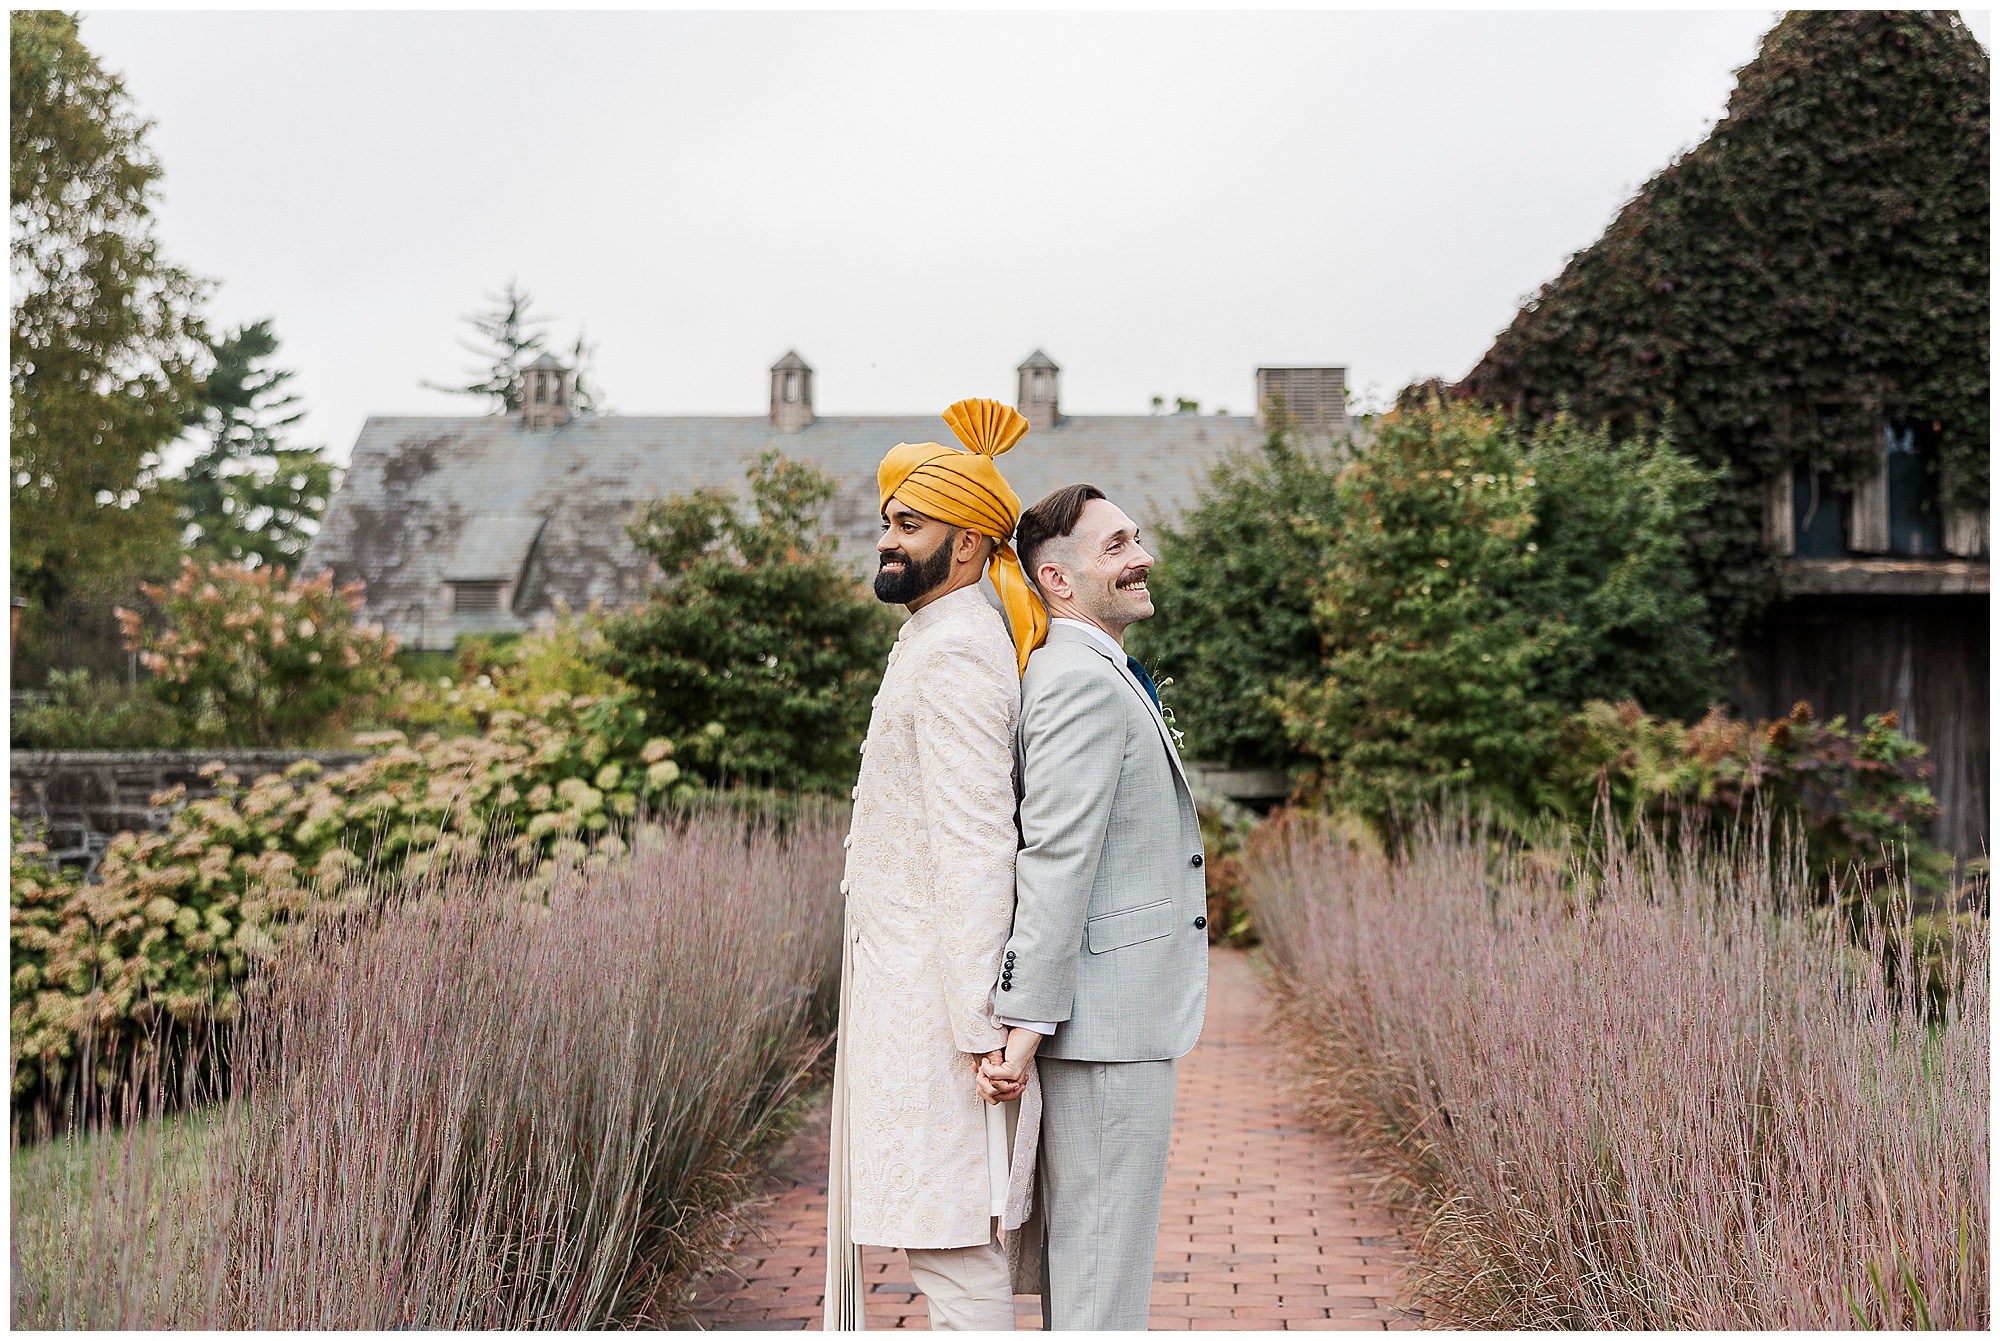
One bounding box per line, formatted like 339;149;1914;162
770;351;814;433
1256;367;1349;438
1017;350;1060;432
521;353;574;430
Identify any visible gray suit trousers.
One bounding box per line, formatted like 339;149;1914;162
1037;1056;1177;1330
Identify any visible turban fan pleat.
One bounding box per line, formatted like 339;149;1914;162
878;398;1049;674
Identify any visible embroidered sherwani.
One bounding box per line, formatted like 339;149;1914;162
834;584;1034;1250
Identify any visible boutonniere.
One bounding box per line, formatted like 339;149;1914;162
1156;675;1187;751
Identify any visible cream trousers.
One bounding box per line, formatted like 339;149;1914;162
905;1224;1015;1331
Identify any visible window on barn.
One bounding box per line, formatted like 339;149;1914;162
1884;421;1944;556
1792;465;1848;558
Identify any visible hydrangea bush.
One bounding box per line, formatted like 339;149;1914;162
115;556;398;746
10;688;687;1101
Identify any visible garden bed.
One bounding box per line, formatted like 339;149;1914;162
11;808;845;1328
1246;810;1989;1329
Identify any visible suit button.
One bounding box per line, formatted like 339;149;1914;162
1191;853;1204;868
1194;916;1208;930
1001;981;1013;991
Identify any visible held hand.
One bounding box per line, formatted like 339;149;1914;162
975;1049;1011;1104
975;1027;1042;1103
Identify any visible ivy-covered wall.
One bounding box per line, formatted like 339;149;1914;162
1461;11;1989;640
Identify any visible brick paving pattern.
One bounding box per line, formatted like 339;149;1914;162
679;947;1420;1330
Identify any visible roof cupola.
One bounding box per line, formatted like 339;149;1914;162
770;350;814;432
521;352;574;430
1017;350;1061;432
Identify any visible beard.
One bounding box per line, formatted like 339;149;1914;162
874;534;957;605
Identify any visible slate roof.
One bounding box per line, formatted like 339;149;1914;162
304;411;1261;648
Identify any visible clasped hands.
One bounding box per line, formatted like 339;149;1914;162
976;1026;1042;1104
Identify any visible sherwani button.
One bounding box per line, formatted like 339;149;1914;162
1000;981;1012;991
1194;915;1208;929
850;787;858;799
839;878;849;894
1190;853;1204;868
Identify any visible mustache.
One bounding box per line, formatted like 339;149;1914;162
1115;568;1151;589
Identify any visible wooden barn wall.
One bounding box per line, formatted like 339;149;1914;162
1732;594;1987;861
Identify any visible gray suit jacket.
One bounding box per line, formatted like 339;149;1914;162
1000;622;1209;1062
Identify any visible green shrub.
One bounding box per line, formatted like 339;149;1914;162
1548;697;1955;897
384;608;622;741
1278;396;1718;827
10;669;186;749
116;556;399;746
1128;411;1345;769
600;449;896;793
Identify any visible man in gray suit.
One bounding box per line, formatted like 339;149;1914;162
976;482;1210;1330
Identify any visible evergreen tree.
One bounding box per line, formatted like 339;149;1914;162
1461;11;1989;641
569;329;607;416
180;319;335;568
424;280;549;413
11;11;208;669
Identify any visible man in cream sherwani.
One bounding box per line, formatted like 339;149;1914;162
979;482;1211;1330
824;399;1051;1331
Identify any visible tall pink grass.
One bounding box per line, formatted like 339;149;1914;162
1247;809;1989;1328
12;804;845;1328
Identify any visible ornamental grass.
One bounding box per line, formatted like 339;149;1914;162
12;805;844;1328
1247;808;1988;1329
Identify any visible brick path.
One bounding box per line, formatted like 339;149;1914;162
678;948;1419;1330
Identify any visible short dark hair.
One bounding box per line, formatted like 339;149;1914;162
1015;483;1107;587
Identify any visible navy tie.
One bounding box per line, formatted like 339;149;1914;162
1126;655;1162;712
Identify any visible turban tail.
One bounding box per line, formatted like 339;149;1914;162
878;398;1050;675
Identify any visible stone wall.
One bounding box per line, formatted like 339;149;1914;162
11;750;368;878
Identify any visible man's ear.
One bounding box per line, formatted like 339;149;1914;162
1034;559;1069;601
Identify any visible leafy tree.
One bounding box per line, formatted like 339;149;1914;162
424;279;549;413
600;450;897;793
11;11;208;670
1280;399;1552;822
180;319;336;568
1278;396;1718;826
1128;408;1345;769
1461;11;1989;641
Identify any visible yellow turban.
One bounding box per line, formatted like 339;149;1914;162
878;398;1049;675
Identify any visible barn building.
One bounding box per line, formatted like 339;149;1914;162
304;351;1346;651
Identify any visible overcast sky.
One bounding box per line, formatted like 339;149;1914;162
80;8;1991;468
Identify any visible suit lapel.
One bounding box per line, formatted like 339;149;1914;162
1049;625;1192;796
